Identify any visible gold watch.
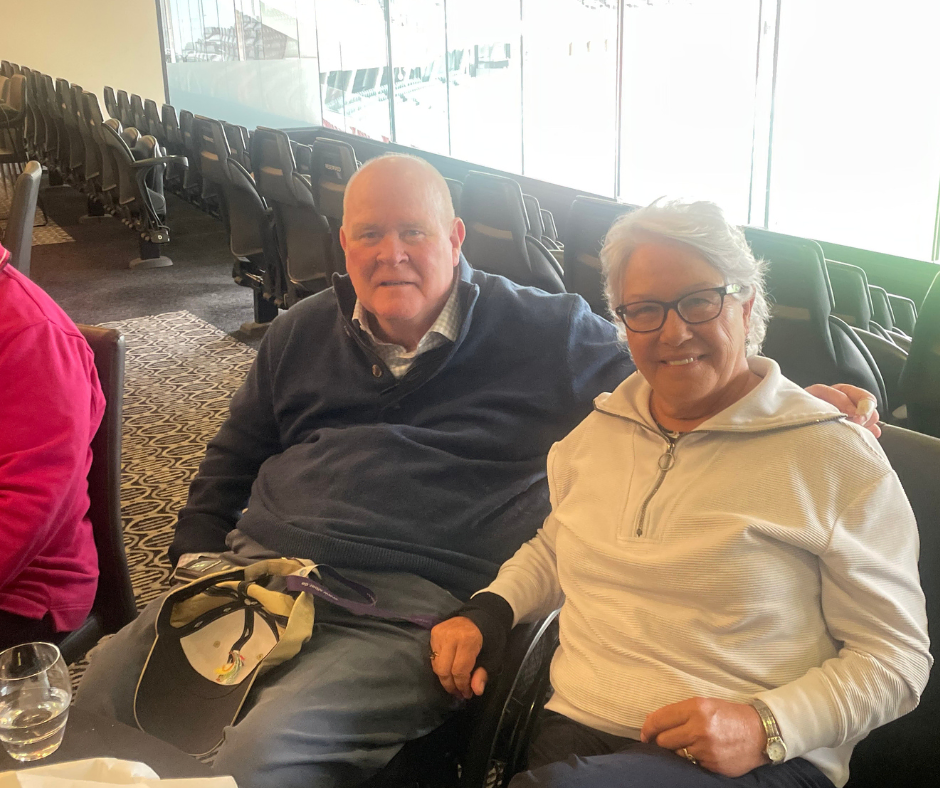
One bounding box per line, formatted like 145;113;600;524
751;699;787;765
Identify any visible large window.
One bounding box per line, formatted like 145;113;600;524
158;0;940;261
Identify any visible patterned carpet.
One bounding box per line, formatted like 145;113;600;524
69;311;257;688
0;182;75;245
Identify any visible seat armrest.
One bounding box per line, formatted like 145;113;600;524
129;155;188;170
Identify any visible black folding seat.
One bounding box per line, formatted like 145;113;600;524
827;260;907;412
898;273;940;438
889;294;918;336
17;67;37;160
461;171;564;294
250;126;336;305
193;115;281;325
221;121;251;172
870;285;911;349
64;83;91;188
130;94;147;134
52;78;74;179
522;193;560;252
24;71;46;163
541;208;559;246
310;135;358;274
744;227;887;413
444;177;462;216
116;90;133;128
563;196;635;317
100;118;187;268
77;91;109;217
177;109;206;204
103;86;119;121
0;74;28;181
0;61;12;78
159;104;186;194
144;100;165;148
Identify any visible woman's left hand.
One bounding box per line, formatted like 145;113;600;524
640;697;768;777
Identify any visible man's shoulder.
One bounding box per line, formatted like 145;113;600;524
264;288;342;343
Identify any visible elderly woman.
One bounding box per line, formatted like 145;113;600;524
430;200;931;788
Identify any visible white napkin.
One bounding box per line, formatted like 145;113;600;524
0;758;237;788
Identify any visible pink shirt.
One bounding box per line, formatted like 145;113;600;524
0;245;105;631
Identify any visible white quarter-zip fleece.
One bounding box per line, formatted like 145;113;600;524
483;356;930;787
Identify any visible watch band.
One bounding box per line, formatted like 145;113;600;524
751;699;787;765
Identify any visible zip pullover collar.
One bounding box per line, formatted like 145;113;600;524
593;355;845;435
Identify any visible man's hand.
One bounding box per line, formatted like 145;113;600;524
640;697;768;777
805;383;881;438
429;616;488;699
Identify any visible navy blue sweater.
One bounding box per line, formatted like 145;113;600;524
172;261;633;600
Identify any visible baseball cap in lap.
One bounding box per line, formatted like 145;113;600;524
134;558;315;755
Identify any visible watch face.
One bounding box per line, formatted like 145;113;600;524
767;738;787;764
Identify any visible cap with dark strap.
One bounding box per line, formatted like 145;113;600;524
133;559;315;756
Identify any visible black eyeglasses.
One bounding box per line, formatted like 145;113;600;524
614;284;743;333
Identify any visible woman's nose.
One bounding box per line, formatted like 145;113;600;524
659;307;693;344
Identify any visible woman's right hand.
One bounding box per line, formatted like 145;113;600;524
429;616;488;699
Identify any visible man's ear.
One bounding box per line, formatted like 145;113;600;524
339;226;348;252
451;218;466;265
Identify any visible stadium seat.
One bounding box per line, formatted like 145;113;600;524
103;86;119;121
100;118;187;268
540;208;559;246
0;61;13;78
58;326;137;665
461;170;564;293
563;196;635;317
64;83;89;186
310;135;358;273
0;74;28;183
870;284;911;349
250;126;336;304
130;94;147;136
38;73;62;180
116;89;132;128
744;227;888;413
844;424;940;788
193;114;281;324
898;272;940;438
177;109;206;204
2;161;41;277
159;104;186;193
221;121;251;172
888;294;918;337
144;99;165;148
827;260;907;412
444;177;462;216
52;78;73;179
76;91;110;217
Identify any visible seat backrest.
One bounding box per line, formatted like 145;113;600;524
77;91;103;183
2;73;25;111
563;196;635;317
116;89;132;128
74;327;136;640
161;104;182;153
221;121;251;171
103;86;118;120
462;170;564;293
194;115;268;259
310;136;358;223
888;294;918;337
540;208;558;244
869;285;900;334
744;227;886;411
845;424;940;788
3;161;41;277
444;177;463;216
0;61;11;78
523;194;545;240
826;260;874;331
250;126;333;292
130;94;147;135
899;272;940;437
143;99;165;147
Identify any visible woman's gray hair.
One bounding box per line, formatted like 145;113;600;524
600;199;769;355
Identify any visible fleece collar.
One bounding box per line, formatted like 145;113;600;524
593;355;844;434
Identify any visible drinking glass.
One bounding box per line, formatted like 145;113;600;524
0;642;71;762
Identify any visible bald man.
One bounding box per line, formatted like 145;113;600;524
76;155;879;788
76;155;631;788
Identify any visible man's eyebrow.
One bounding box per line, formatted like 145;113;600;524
349;223;382;234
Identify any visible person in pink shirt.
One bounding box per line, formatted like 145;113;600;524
0;241;105;650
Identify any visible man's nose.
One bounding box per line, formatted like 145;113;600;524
659;307;693;345
376;233;407;264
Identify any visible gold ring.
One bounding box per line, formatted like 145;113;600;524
429;648;438;661
680;748;699;766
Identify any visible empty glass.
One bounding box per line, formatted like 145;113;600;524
0;642;71;761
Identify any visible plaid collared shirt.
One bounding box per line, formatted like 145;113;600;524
353;285;461;379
